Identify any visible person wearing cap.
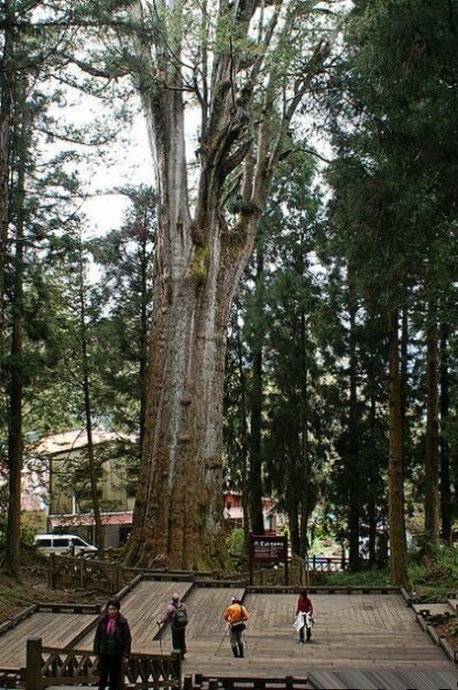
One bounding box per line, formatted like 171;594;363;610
93;598;131;690
159;593;188;658
223;595;250;657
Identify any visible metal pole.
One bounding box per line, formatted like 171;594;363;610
156;621;164;657
242;630;249;657
214;626;229;656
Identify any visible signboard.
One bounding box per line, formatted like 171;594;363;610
249;533;289;585
250;535;288;562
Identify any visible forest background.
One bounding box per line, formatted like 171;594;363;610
0;0;456;588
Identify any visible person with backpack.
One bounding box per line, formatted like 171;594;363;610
223;595;250;658
160;593;188;658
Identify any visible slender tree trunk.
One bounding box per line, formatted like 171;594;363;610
424;301;440;552
230;316;251;551
4;177;24;579
5;232;23;578
368;384;377;567
78;245;104;553
289;501;300;556
249;242;265;535
249;345;264;534
348;287;360;570
387;310;408;586
439;322;451;544
298;308;309;559
0;0;13;351
4;75;28;578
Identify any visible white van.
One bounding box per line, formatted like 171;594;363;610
34;533;98;556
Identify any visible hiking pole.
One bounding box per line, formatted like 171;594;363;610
157;621;164;658
215;626;229;656
242;631;249;657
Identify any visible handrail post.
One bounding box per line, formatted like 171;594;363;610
25;637;42;690
48;553;55;588
183;675;193;690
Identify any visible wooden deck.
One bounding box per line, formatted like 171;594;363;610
0;610;96;670
0;580;456;689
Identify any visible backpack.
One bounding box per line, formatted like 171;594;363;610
172;604;188;629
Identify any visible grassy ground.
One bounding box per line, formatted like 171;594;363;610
0;550;103;625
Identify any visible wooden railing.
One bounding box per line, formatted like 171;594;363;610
307;556;344;572
49;555;246;593
48;552;350;595
48;553;138;592
24;637;182;690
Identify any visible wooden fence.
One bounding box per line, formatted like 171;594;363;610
24;637;182;690
48;555;246;592
48;553;138;592
48;552;346;594
307;556;344;572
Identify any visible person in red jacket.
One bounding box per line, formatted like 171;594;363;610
295;590;314;643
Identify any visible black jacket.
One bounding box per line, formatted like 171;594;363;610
93;613;131;657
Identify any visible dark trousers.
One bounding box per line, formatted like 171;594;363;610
299;623;312;642
98;653;124;690
172;627;187;655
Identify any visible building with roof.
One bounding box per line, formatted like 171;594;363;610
22;429;138;547
19;431;287;549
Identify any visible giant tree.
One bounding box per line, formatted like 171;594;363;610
108;0;347;568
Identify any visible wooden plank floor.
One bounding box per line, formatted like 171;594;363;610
75;584;455;673
0;581;455;687
76;579;197;650
0;611;95;669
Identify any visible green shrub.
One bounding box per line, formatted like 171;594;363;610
226;527;245;558
408;546;457;602
321;567;391;587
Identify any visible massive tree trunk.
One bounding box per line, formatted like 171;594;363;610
124;0;338;568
